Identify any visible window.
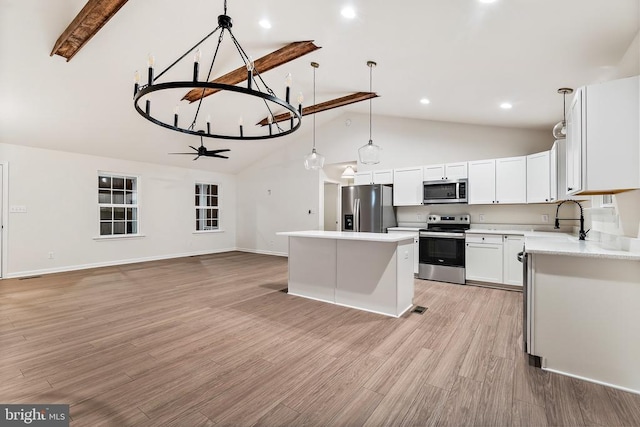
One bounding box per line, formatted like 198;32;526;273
195;183;219;231
98;174;138;236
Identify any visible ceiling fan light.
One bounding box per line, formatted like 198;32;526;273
341;165;356;178
358;140;381;165
304;148;325;170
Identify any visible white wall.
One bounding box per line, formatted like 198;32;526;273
236;112;552;255
0;143;236;278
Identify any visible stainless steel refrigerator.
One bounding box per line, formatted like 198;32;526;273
341;184;397;233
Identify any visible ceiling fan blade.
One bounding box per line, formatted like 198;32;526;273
205;149;231;155
188;146;199;151
169;152;199;155
193;155;200;161
210;154;229;159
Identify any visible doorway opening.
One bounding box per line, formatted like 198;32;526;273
323;182;340;231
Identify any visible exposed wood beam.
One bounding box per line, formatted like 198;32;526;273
51;0;129;61
182;41;321;103
256;92;378;126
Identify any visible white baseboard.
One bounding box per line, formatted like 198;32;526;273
235;247;288;257
4;247;236;279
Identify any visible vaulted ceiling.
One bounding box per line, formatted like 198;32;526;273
0;0;637;173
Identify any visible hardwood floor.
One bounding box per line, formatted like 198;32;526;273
1;251;639;426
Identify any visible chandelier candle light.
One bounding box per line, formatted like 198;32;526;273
358;60;381;165
132;0;302;140
304;62;325;170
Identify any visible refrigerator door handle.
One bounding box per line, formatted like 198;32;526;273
354;199;360;232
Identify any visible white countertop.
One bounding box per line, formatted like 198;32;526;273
524;235;640;260
466;228;640;260
277;230;415;243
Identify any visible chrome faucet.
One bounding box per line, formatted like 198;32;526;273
554;200;589;240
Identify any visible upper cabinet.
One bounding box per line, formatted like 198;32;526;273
423;162;468;181
353;171;373;185
393;167;423;206
526;151;552;203
354;170;393;185
496;156;527;204
566;75;640;195
468;157;526;204
373;170;394;185
468;159;496;204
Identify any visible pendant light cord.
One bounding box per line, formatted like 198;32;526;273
313;65;316;150
369;63;373;143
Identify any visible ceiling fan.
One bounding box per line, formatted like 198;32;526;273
171;131;230;160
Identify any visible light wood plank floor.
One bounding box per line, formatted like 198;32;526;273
1;252;639;426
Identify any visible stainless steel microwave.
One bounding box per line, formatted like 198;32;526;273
423;178;468;204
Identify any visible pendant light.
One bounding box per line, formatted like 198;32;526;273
358;61;381;165
304;62;325;170
552;88;574;139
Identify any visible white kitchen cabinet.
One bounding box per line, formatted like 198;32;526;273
393;167;423;206
354;171;373;185
373;169;394;184
566;75;640;195
496;156;527;204
502;235;524;286
468;159;496;204
566;88;583;194
465;234;503;283
355;170;393;185
549;142;558;202
423;162;468;181
388;229;419;274
526;151;551;203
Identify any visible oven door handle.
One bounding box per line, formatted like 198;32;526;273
419;232;466;239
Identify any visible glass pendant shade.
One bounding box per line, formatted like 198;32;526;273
552;120;566;139
358;140;381;165
304;148;325;170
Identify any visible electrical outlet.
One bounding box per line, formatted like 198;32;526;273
479;214;485;222
10;205;27;213
48;252;54;259
269;240;274;247
542;214;549;223
416;213;422;221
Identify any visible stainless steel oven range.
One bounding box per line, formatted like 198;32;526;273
418;214;470;284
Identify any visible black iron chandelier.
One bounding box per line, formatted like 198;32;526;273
132;0;302;140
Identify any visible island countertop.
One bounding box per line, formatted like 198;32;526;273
277;230;415;243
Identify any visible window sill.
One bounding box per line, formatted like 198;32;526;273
93;234;146;241
192;229;225;235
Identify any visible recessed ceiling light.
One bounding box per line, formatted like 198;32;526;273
479;0;497;3
420;98;431;105
341;6;356;19
500;102;513;109
259;19;272;29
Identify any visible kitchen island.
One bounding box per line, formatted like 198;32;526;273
524;235;640;394
277;230;415;317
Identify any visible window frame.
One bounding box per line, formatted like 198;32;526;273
96;172;142;239
194;182;221;233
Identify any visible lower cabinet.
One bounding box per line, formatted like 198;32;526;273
503;235;524;286
465;233;523;287
387;229;419;274
465;235;504;283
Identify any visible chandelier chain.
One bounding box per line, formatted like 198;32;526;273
190;28;226;130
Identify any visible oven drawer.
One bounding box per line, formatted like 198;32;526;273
465;234;502;244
